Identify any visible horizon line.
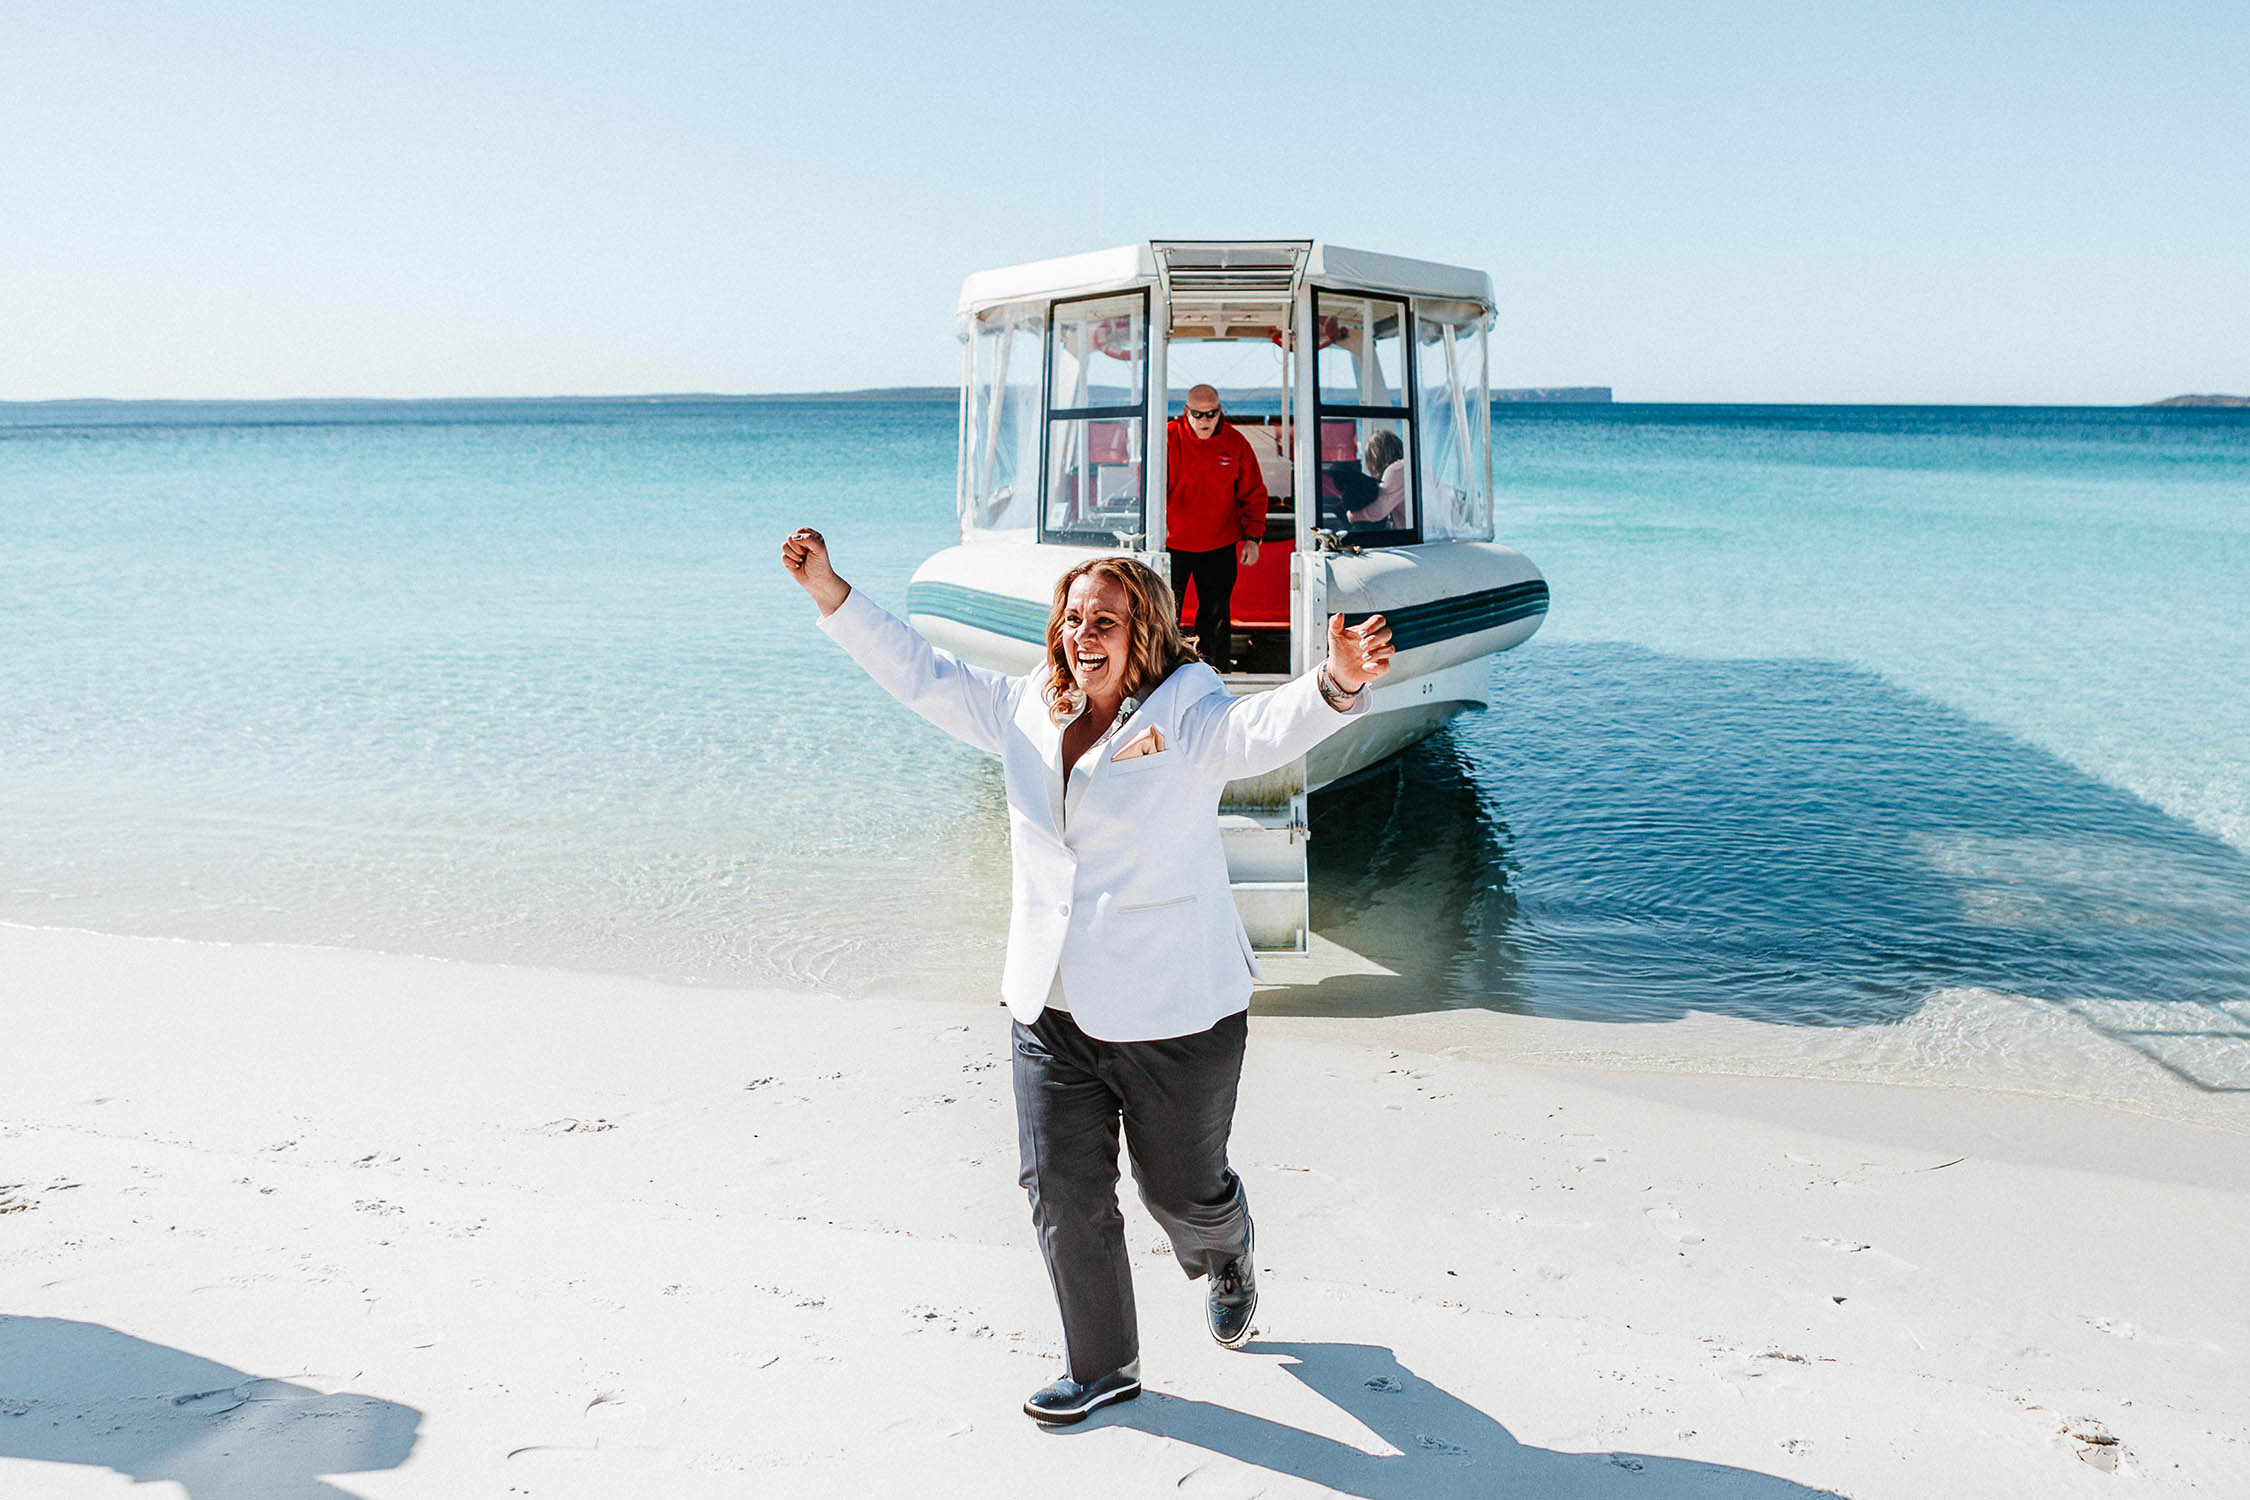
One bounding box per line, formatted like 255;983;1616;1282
4;389;2244;409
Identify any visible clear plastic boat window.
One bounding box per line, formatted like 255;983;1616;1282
1314;294;1408;410
962;301;1044;535
1415;300;1493;541
1044;416;1146;545
1314;415;1413;534
1049;293;1145;413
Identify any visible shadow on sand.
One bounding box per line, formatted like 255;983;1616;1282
1072;1340;1838;1498
1267;643;2250;1090
0;1316;418;1499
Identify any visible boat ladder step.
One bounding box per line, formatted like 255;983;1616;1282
1219;809;1308;953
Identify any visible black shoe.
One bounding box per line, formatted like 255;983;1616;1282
1207;1224;1257;1348
1023;1360;1142;1426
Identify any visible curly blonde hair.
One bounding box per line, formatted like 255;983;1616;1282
1043;556;1201;723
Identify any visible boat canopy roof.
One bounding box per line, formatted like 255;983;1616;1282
956;239;1493;317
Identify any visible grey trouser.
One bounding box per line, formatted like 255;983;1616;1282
1012;1006;1252;1382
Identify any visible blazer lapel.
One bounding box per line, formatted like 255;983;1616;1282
1019;694;1068;835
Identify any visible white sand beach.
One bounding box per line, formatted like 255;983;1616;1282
5;919;2247;1498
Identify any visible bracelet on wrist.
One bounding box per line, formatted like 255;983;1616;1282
1316;664;1364;710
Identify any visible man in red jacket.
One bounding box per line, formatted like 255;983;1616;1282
1166;384;1268;673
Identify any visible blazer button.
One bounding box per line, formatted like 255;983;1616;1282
1057;902;1072;917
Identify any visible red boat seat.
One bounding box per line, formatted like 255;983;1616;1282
1176;528;1291;631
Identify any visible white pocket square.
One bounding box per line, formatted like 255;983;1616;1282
1111;726;1166;760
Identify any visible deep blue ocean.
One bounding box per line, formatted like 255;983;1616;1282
5;399;2247;1113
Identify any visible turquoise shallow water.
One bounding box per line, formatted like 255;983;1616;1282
5;399;2247;1105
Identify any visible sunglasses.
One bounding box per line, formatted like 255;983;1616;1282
1185;406;1222;420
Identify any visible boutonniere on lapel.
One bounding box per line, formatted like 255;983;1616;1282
1110;726;1166;760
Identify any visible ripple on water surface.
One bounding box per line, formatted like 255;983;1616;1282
1295;643;2250;1117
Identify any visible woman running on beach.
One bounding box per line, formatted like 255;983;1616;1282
780;527;1391;1424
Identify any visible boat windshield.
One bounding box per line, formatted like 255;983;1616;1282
1313;291;1416;542
1043;291;1148;547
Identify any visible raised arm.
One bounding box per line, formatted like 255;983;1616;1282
1175;611;1394;779
782;527;1018;755
781;525;853;615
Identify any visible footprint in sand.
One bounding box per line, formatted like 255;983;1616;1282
1177;1459;1281;1496
1487;1208;1596;1231
1804;1235;1918;1280
1560;1132;1610;1164
875;1414;974;1443
584;1390;647;1441
2065;1420;2127;1473
373;1299;445;1349
505;1443;663;1471
505;1392;663;1470
905;1306;997;1338
537;1118;619;1135
1806;1235;1870;1253
1644;1207;1704;1246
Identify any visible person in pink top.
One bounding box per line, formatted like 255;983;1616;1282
1345;428;1408;529
1165;384;1268;673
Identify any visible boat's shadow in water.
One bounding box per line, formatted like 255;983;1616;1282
1272;643;2250;1091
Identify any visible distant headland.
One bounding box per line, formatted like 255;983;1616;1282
1493;386;1613;403
2146;394;2250;407
708;387;955;403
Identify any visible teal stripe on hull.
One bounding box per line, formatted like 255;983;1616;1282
905;580;1049;644
909;576;1551;654
1340;580;1550;652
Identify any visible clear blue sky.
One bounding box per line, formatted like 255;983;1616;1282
5;1;2243;403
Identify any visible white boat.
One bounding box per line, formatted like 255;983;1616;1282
911;239;1547;949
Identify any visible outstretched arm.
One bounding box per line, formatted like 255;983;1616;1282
782;526;1017;755
1175;612;1394;779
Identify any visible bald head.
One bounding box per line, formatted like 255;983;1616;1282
1182;385;1222;433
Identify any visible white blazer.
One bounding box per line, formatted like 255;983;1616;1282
819;588;1366;1042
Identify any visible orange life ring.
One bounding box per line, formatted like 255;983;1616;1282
1091;317;1141;362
